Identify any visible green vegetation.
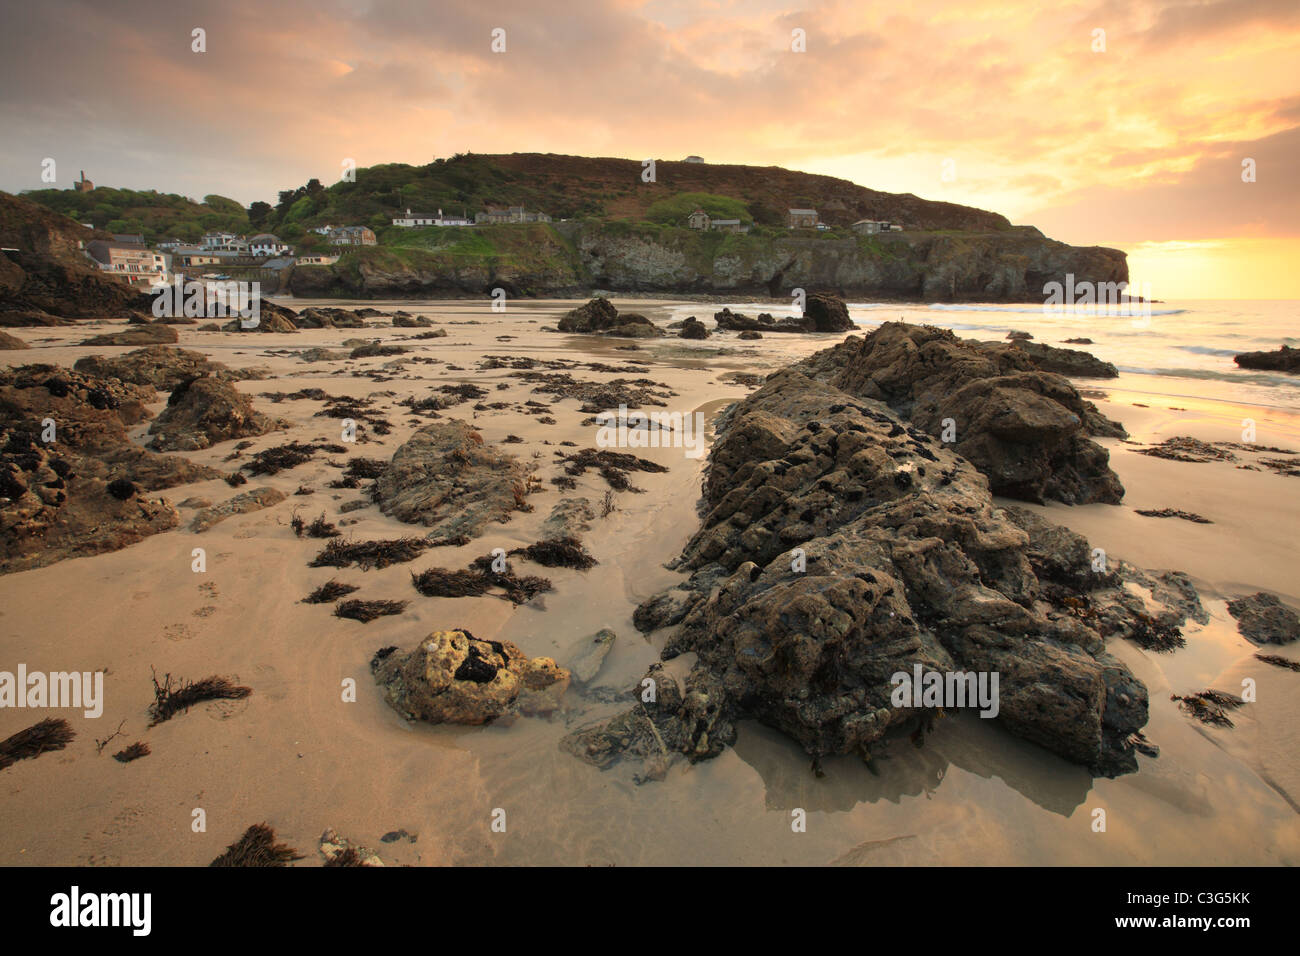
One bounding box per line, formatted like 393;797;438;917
644;192;752;227
20;187;249;241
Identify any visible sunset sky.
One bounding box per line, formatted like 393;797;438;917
1;0;1296;298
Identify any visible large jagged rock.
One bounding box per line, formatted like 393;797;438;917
373;420;534;540
74;346;259;391
557;297;619;333
372;629;569;724
0;330;29;349
555;297;664;337
80;323;179;347
800;322;1125;504
566;360;1161;782
1234;345;1300;373
714;307;808;333
0;364;221;573
803;292;855;332
679;317;710;339
219;300;299;333
146;376;285;451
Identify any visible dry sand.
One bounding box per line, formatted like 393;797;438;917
0;299;1296;866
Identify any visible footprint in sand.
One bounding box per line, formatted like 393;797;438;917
207;698;250;720
163;623;193;642
193;606;216;618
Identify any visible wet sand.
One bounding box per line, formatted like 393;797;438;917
1;298;1297;866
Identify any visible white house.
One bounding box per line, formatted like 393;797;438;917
248;233;292;257
200;231;246;252
392;208;436;227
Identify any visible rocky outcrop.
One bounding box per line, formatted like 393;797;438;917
371;630;569;724
564;360;1159;782
0;194;153;322
799;323;1125;504
991;340;1118;379
555;297;665;337
373;420;534;540
0;363;220;573
295;306;370;329
1234;345;1300;373
74;346;258;391
189;487;287;533
147;377;284;451
714;307;808;333
1226;592;1300;644
679;317;710;339
803;292;855;332
0;330;29;349
80;323;179;347
285;221;1127;303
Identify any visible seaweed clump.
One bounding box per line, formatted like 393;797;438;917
1255;653;1300;672
210;823;304;867
243;441;347;476
303;580;360;604
0;718;75;771
309;536;429;570
558;448;668;492
411;556;552;605
113;741;150;763
509;536;597;570
148;669;252;726
335;599;408;623
1171;689;1246;727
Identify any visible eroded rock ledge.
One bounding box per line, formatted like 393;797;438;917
564;328;1161;780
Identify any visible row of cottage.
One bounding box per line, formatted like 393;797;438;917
689;208;904;234
81;205;906;288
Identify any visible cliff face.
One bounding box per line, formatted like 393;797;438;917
0;191;151;320
291;222;1127;302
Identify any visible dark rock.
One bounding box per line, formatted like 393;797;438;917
0;330;29;350
679;317;710;339
566;353;1170;782
800;322;1126;504
147;377;285;451
803;292;855;332
0;364;219;573
373;420;533;540
1226;592;1300;645
995;340;1118;378
738;330;763;340
80;323;179;347
74;345;259;391
557;297;619;333
1234;345;1300;373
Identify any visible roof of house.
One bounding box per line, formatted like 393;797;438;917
248;233;283;244
712;219;741;225
788;208;818;215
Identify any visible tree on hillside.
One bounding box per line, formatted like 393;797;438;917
248;201;272;228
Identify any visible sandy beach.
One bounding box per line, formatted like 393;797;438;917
1;297;1297;867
